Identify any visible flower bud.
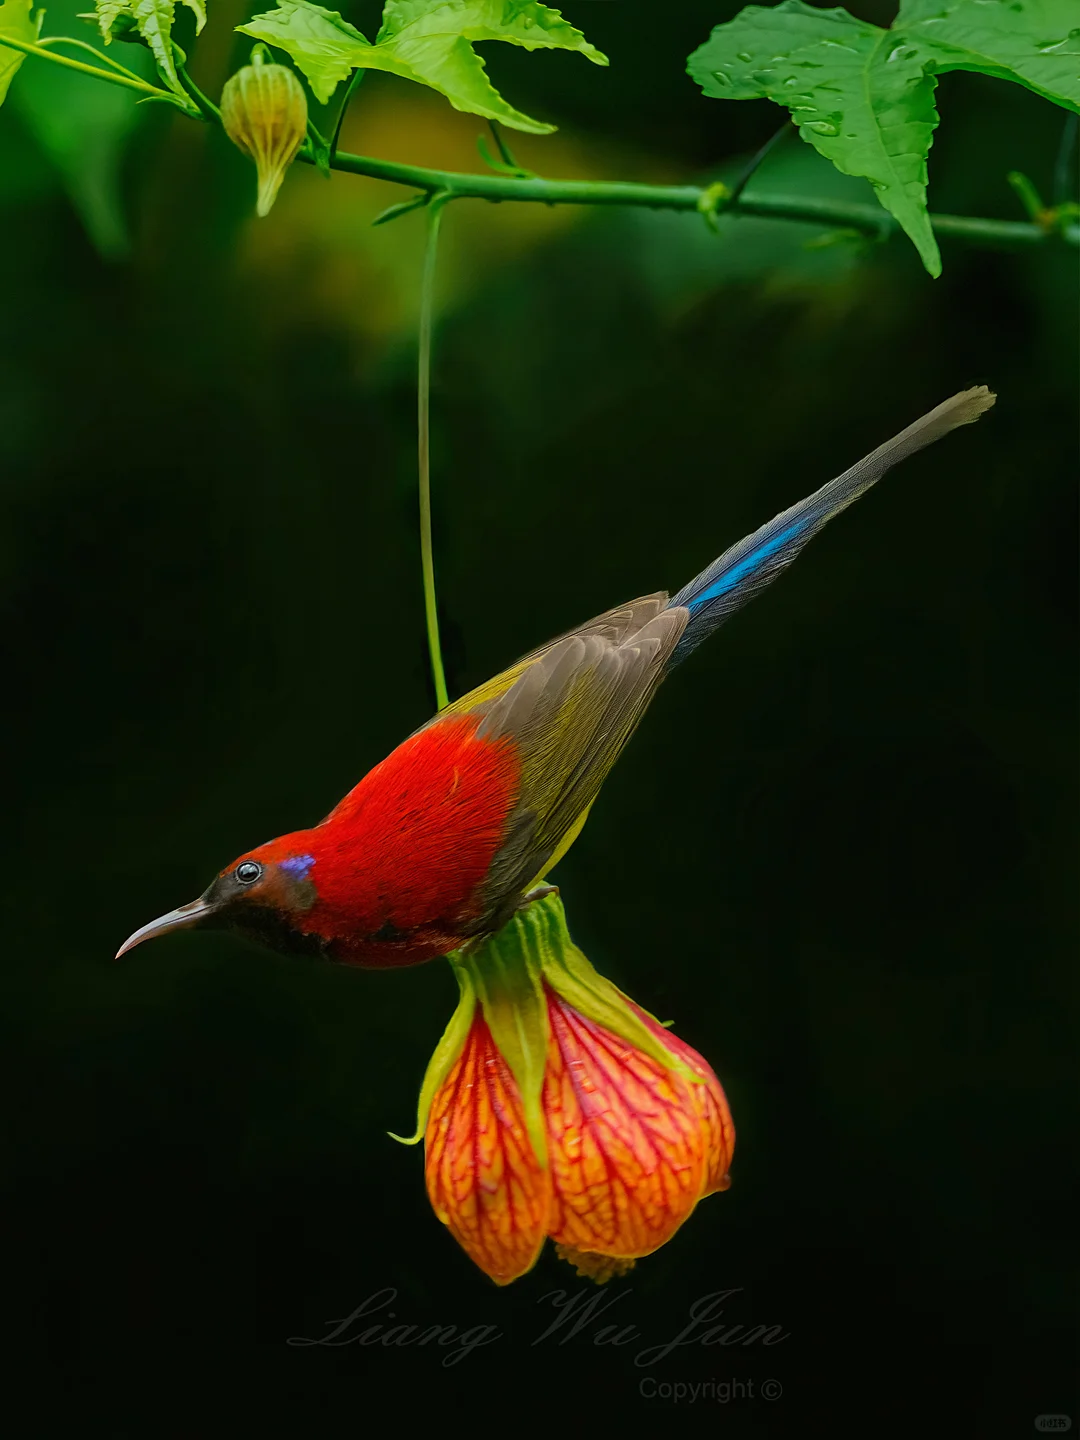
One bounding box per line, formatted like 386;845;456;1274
221;52;307;217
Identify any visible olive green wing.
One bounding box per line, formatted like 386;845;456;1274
436;595;687;931
435;593;674;721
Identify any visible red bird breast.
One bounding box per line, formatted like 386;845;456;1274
287;715;522;966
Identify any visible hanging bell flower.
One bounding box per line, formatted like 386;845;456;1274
393;890;735;1286
221;48;308;217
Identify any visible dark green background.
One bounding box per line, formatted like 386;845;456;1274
1;0;1075;1430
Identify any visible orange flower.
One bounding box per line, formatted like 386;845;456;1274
395;893;733;1285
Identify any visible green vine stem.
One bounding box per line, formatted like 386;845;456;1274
36;36;151;84
330;68;366;163
1;32;189;105
311;146;1080;248
489;120;518;170
173;45;221;122
5;33;1074;250
418;196;451;712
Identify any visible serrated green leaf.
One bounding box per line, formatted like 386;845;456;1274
689;1;1080;277
239;0;607;131
688;2;942;275
130;0;179;86
903;0;1080;112
237;3;365;104
95;0;205;94
94;0;132;38
0;0;41;107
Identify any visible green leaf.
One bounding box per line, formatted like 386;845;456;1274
0;0;41;107
94;0;132;38
901;0;1080;112
95;0;205;94
239;0;607;131
688;2;942;276
689;1;1080;277
237;3;364;105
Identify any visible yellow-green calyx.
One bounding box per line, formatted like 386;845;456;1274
221;49;307;217
391;889;701;1164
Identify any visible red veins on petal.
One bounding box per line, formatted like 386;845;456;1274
424;1013;550;1286
543;988;714;1259
423;985;735;1283
630;1001;735;1196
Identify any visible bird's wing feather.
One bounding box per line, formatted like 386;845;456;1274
431;593;672;721
426;596;686;928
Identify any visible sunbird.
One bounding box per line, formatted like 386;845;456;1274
118;387;994;968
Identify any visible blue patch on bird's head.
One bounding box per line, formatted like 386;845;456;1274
280;853;315;881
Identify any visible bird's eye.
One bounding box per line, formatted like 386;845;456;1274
235;861;262;885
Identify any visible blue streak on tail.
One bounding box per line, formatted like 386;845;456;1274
685;518;808;612
663;386;996;668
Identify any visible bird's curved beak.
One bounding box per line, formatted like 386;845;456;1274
115;897;219;959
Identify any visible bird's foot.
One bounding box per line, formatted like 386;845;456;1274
518;884;558;911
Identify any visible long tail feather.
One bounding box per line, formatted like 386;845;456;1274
668;387;995;664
